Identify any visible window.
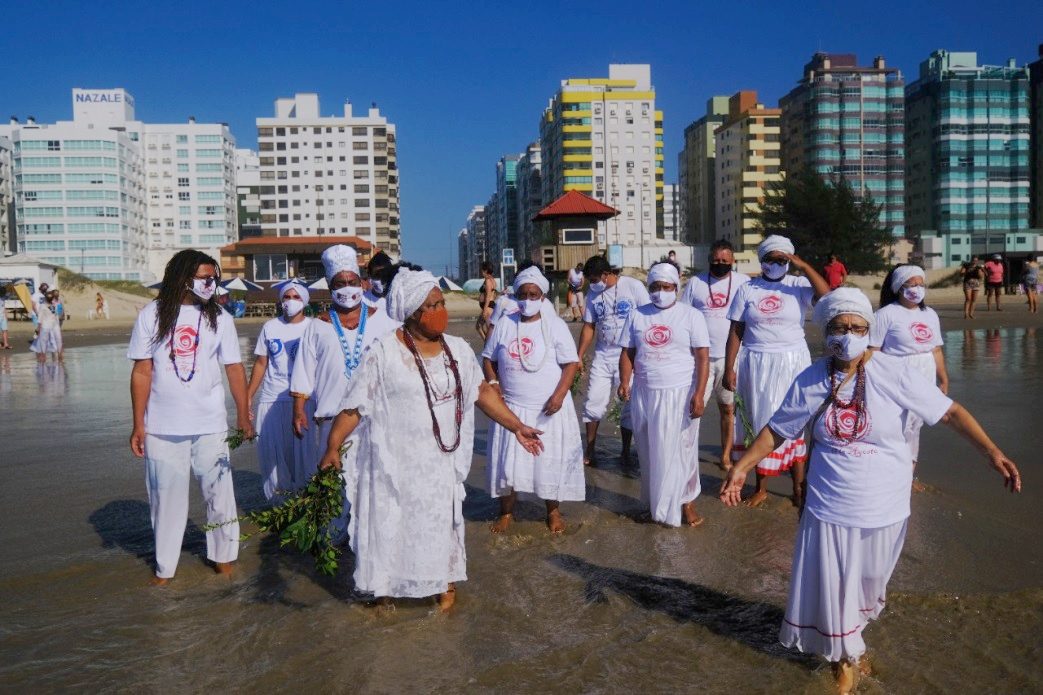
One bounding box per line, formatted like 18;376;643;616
178;192;190;201
179;220;191;229
176;135;188;144
194;134;222;143
352;126;368;136
178;177;190;187
353;156;369;165
561;228;595;244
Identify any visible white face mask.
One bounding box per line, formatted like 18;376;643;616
332;286;364;309
281;299;305;317
370;279;384;296
191;278;216;302
649;290;676;309
761;261;790;281
589;280;606;293
518;298;542;317
902;285;926;304
826;333;869;361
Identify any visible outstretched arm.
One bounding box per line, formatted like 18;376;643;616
477;382;544;454
940;402;1020;492
719;426;786;506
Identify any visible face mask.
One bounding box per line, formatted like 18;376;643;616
370;279;384;296
902;286;926;304
761;261;790;281
191;278;216;302
417;306;449;337
709;263;731;278
650;291;676;309
589;280;606;293
826;333;869;361
332;286;364;309
281;299;305;317
518;299;542;317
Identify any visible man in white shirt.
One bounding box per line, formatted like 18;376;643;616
682;240;750;467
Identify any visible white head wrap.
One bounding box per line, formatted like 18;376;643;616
812;288;874;329
757;234;795;260
387;267;438;322
512;266;549;295
321;245;360;281
276;279;310;305
647;262;680;288
889;265;925;293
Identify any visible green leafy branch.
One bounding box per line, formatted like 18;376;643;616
225;428;258;451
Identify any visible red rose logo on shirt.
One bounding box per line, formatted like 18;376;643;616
910;322;933;344
709;292;728;308
171;325;198;357
644;324;672;347
757;295;783;315
507;337;535;360
825;405;872;444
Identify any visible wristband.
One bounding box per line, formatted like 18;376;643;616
487;379;500;386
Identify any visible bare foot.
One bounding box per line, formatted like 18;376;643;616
213;561;234;576
583;454;596;467
911;478;927;494
149;576;170;587
681;502;704;527
744;489;769;508
858;653;873;677
832;659;859;694
547;509;566;535
437;584;456;613
490;513;513;534
371;596;395;614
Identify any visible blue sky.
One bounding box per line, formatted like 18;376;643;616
5;0;1041;273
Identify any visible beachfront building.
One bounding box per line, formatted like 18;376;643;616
715;91;784;269
1030;45;1043;231
487;155;519;275
515;142;543;263
662;183;679;242
0;136;12;253
780;53;906;237
464;205;487;279
539;64;666;268
255;93;400;257
678;96;730;246
235;148;262;239
456;227;470;281
905;50;1038;268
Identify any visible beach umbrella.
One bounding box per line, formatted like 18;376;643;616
307;277;329;290
437;276;463;292
222;277;264;292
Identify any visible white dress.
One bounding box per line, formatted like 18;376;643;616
31;305;63;354
342;331;484;598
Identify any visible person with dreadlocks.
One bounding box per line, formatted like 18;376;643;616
127;249;251;585
363;250;394;311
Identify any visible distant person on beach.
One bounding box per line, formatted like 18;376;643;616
0;286;10;349
984;254;1005;311
960;256;985;318
30;291;63;363
95;292;108;320
1021;258;1039;314
476;261;497;340
319;266;544;612
724;234;830;508
720;288;1021;694
823;253;848;290
127;249;252;585
483;265;583;535
871;265;949;492
618;261;710;527
247;280;312;501
566;263;584;322
576;255;649;468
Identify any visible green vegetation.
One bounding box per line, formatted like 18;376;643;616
55;267;155;298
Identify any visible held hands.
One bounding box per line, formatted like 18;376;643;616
319;447;343;471
514;424;545;456
719;467;748;507
689;393;705;419
617;383;631;402
129;426;146;458
237;413;256;442
988;449;1022;493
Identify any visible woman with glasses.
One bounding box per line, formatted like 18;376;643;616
720;288;1021;693
127;250;253;585
723;235;830;507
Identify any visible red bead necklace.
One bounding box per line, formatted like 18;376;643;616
827;359;867;441
402;328;464;453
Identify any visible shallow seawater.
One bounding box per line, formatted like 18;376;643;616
0;327;1040;692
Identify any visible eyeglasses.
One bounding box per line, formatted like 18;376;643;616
826;324;869;337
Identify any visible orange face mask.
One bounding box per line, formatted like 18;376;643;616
417;306;449;337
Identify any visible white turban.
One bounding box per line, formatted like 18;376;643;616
275;279;310;305
757;234;795;260
387;267;438;322
812;288;874;329
321;245;359;281
512;266;549;295
890;265;925;293
647;262;680;288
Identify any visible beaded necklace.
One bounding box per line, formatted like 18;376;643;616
402;328;464;453
329;307;368;379
515;314;551;373
168;308;205;383
827;359;867;441
706;271;733;308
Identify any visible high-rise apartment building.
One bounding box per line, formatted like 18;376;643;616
235;148;262;239
539;64;665;262
465;205;487;277
715;91;783;265
780;53;905;236
488;155;519;272
256;93;400;256
457;227;470;280
678;96;729;245
483;192;499;273
1029;45;1043;230
0;136;12;253
662;183;679;242
515;142;543;263
905;51;1036;267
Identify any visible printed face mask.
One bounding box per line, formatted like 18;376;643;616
826;333;870;361
191;278;216;301
282;299;305;317
649;290;676;309
589;280;606;292
518;299;542;317
902;285;926;304
418;306;449;336
370;279;384;296
332;286;364;309
760;261;790;281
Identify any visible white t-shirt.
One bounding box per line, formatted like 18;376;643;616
488;295;518;325
583;276;650;353
481;313;579;409
362;289;386;311
567;268;584;289
254;316;311;403
683;271;751;359
289;307;401;418
727;275;814;352
618;302;710;390
769;353;953;528
869;303;944;356
127;301;242;436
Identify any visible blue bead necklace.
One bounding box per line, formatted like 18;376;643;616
329;307;368;379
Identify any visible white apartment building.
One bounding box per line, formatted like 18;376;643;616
235;148;262;238
256;93;401;256
0;136;12;253
662;183;679;242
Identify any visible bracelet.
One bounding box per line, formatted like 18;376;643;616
487;379;500;386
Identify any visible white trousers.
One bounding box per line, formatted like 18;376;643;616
583;350;632;430
144;432;239;578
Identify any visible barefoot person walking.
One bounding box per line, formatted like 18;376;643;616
127;250;253;585
319;267;544;611
483;265;583;535
720;288;1021;694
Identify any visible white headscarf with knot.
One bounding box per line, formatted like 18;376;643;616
812;288;874;329
321;244;359;281
757;234;795;260
647;262;680;288
387;267;438;322
275;279;310;305
889;265;925;293
512;266;549;295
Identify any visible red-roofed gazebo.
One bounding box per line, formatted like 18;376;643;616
532;190;618;273
533;190;619;221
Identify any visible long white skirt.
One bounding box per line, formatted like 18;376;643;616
487;398;585;501
899;351;936;463
779;512;908;662
732;346;810;475
255;399;308;501
31;325;62;354
630;382;701;527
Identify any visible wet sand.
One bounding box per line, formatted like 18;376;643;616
0;310;1040;692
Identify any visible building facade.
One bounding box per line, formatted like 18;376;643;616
256;93;400;256
235;148;262;239
0;136;12;253
1030;45;1043;231
780;53;905;236
465;205;487;278
715;91;783;266
488;155;519;273
678;96;729;245
662;183;679;242
905;51;1037;267
456;227;470;280
515;142;543;263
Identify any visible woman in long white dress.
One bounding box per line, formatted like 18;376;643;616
320;267;544;612
31;291;64;363
483;265;583;535
720;288;1021;693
